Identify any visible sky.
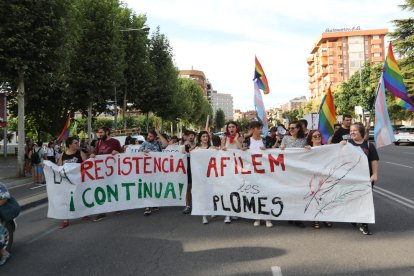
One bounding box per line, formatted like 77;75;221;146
124;0;411;111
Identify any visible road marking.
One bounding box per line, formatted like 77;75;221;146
30;184;46;189
271;266;282;276
375;186;414;205
374;188;414;211
384;161;413;169
25;227;58;245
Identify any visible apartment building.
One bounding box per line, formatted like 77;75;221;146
308;28;387;100
179;69;207;96
210;91;234;121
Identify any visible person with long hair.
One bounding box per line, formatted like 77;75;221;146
220;121;243;224
306;130;333;229
280;121;310;228
341;122;379;235
195;130;218;224
57;136;87;229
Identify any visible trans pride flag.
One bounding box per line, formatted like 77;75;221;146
57;113;71;143
374;75;395;148
318;86;336;144
383;42;414;112
254;81;269;136
254;56;270;94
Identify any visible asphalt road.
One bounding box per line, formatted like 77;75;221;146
1;144;414;275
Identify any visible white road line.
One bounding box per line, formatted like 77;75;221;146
384;161;413;169
29;184;46;190
271;266;282;276
25;227;58;245
374;189;414;211
375;186;414;205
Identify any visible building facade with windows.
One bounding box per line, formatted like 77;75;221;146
210;92;233;121
179;69;207;96
308;28;387;100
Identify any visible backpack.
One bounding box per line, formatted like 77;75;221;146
31;148;42;165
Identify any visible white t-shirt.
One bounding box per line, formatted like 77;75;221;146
249;137;264;150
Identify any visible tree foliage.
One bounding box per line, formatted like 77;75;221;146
214;109;226;130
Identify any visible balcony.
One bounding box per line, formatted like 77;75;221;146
371;39;382;44
371;47;382;53
321;69;328;77
321;52;328;57
308;69;314;76
307;57;314;64
327;42;337;48
309;84;316;89
321;57;328;67
372;56;383;63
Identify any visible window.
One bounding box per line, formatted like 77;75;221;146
373;35;380;39
373;53;381;58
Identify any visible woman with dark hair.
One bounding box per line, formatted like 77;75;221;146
280;121;309;228
220;121;243;224
57;136;87;229
46;142;56;163
280;121;307;150
341;122;379;235
195;131;217;224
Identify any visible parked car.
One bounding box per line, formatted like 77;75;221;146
394;126;414;145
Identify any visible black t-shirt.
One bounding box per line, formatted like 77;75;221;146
265;136;277;148
331;127;350;143
349;140;379;176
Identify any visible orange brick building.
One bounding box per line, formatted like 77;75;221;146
179;69;207;96
308;28;387;100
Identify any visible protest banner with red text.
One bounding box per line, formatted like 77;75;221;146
44;152;187;219
190;144;375;223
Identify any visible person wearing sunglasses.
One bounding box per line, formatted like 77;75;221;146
306;130;333;229
280;121;309;228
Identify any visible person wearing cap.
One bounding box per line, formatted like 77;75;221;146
265;126;278;148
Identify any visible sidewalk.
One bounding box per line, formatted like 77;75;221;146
0;156;48;210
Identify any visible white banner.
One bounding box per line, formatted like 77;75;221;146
44;152;188;219
191;144;375;223
125;145;182;154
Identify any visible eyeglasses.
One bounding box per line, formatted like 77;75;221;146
289;127;297;130
312;134;321;138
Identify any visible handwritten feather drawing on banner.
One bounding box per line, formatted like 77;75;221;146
303;155;371;218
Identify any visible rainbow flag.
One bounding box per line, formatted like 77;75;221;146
374;75;395;148
383;42;414;112
318;86;337;144
254;56;270;94
57;113;71;142
254;81;269;136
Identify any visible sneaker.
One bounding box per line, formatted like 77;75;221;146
93;214;106;222
59;220;69;229
253;220;261;227
359;224;372;235
0;252;10;266
202;216;208;224
144;208;152;216
224;216;231;223
182;206;191;214
265;220;273;228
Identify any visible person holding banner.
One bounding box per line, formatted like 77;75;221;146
182;130;197;215
306;130;333;229
341;122;379;235
221;121;243;224
139;129;169;215
242;121;274;228
280;121;309;228
90;126;123;222
195;131;218;224
57;136;87;229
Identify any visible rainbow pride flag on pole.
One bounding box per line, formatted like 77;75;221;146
254;56;270;95
57;113;71;142
383;41;414;112
374;74;395;148
318;86;337;144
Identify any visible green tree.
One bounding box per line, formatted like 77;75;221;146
0;0;72;176
282;110;299;123
214;109;226;130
